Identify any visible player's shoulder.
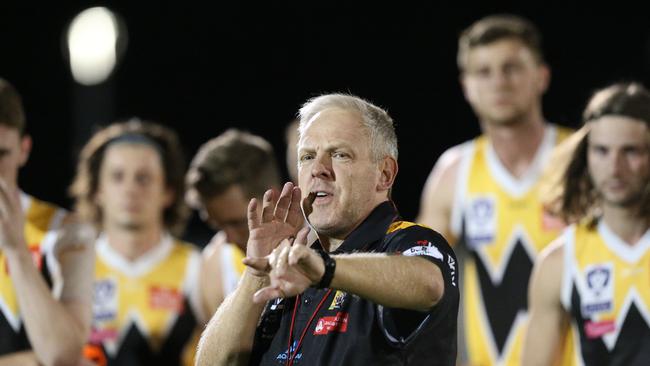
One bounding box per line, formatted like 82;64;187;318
22;192;69;231
537;232;568;269
172;237;201;256
433;140;474;174
386;220;450;249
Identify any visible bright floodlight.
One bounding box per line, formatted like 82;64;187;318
67;7;120;85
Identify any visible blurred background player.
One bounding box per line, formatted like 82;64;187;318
417;15;572;365
185;128;281;316
0;77;95;366
524;82;650;365
71;120;204;366
284;118;300;183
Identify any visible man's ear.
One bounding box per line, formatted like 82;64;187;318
536;63;551;94
18;134;32;167
459;72;472;103
377;156;398;192
163;188;176;209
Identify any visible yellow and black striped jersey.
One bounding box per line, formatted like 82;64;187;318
0;193;67;355
451;125;573;365
86;233;203;366
560;220;650;366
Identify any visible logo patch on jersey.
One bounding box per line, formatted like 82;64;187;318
465;196;497;248
584;319;616;339
276;340;302;362
581;263;614;316
270;298;284;311
149;286;184;312
447;255;457;287
89;327;118;343
314;312;349;335
328;291;346;310
403;245;444;261
93;279;118;321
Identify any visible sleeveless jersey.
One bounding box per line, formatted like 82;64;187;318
86;234;203;366
0;193;66;354
450;125;573;365
219;242;245;296
560;221;650;366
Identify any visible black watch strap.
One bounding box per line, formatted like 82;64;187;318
315;249;336;289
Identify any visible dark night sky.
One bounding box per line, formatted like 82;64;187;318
2;2;650;244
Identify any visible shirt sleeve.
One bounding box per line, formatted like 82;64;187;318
376;224;459;347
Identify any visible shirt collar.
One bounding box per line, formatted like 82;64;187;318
311;200;399;253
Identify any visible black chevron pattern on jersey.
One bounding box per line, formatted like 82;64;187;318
473;239;533;355
0;255;53;355
0;315;29;355
570;286;650;366
100;298;197;366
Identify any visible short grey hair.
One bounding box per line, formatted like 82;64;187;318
298;93;398;162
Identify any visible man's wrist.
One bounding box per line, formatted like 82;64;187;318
313;250;336;289
3;243;31;263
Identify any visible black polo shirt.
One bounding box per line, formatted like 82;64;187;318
250;201;459;366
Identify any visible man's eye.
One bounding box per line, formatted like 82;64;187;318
110;171;124;182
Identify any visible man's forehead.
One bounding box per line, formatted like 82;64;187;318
466;39;534;66
0;124;21;141
299;108;365;144
589;118;649;146
102;143;164;169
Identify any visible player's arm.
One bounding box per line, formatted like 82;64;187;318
196;183;303;366
0;185;95;366
8;219;95;366
248;228;454;312
417;146;462;243
0;351;40;366
522;239;570;366
198;233;226;318
332;253;444;310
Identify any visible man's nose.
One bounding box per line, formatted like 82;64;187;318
311;155;333;180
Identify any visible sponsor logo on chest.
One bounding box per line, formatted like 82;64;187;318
581;263;614;317
313;312;349;335
465;196;496;248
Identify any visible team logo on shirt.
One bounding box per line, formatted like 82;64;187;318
584;319;616;339
276;340;302;362
447;255;457;287
314;312;349;335
93;278;118;322
328;291;346;310
403;245;444;261
149;286;184;312
582;263;614;316
465;196;497;248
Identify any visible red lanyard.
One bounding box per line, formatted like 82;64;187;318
286;289;333;366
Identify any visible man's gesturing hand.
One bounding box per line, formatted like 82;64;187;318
245;182;304;276
244;226;326;303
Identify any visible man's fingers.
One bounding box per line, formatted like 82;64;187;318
288;245;310;266
286;187;305;227
300;191;315;224
261;189;276;223
242;257;270;272
293;227;310;246
273;182;293;221
247;198;260;229
275;245;290;275
253;286;284;303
